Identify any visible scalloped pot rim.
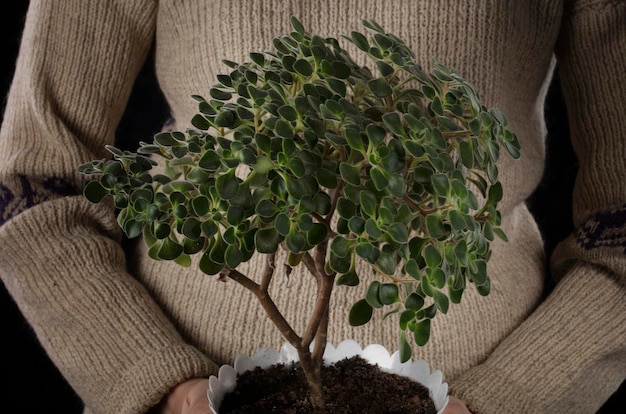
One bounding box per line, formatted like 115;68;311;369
208;339;449;413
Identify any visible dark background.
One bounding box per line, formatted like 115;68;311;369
1;2;623;412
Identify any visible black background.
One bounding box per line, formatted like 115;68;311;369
1;2;623;412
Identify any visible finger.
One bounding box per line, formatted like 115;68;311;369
443;396;472;414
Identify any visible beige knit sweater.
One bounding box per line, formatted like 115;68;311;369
1;1;625;413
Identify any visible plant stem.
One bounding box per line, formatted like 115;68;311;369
225;268;301;346
226;244;334;412
297;348;325;412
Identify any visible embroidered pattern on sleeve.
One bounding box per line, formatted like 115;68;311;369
576;205;626;253
0;175;81;226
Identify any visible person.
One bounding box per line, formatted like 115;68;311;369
1;1;624;413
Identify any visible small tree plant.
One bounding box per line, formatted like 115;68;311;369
79;18;519;411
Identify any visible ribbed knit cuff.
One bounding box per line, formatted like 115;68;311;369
102;344;218;414
449;263;626;414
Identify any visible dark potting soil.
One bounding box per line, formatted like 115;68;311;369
219;355;437;414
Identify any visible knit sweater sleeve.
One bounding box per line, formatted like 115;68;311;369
0;2;217;413
449;1;626;413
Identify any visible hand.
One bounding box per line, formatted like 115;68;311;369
153;378;210;414
443;396;472;414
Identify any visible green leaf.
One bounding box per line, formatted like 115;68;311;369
413;319;431;346
433;290;450;313
431;268;446;288
256;199;277;218
376;60;395;77
154;222;171;239
503;136;521;159
472;259;488;286
426;215;445;239
365;219;382;239
404;141;425;157
278;105;298;122
216;171;239;199
199;248;224;275
183;236;206;255
487;182;503;206
157;237;184;261
331;61;351;79
448;210;466;231
123;218;143;239
349;299;373;326
366;281;383;308
449;286;464;304
225;244;243;269
423;244;442;268
191;114;211;131
431;174;449;196
368;77;393;98
399;330;412;363
350;31;370;52
199;150;222;172
191;196;210;217
285;229;307;252
493;227;509;242
370;167;389;191
215;110;237;128
399;309;415;330
154;132;180;147
210;88;232;101
290;16;306;34
339;163;361;186
421;275;434;297
382;112;404;136
430;96;444;116
306;223;328;246
379;283;400;305
359;190;377;218
169;180;196;193
405;292;425;311
336;269;360;286
175;253;192;267
386;222;409;243
348;216;366;234
484;220;494;241
276;119;294;139
255;227;280;253
344;128;365;152
226;205;244;226
405;259;421;280
316;168;337;189
337;197;357;219
209;235;228;264
365;124;386;146
454;239;468;265
83;181;109;203
275;213;291;236
376;252;396;275
182;218;202;240
459;140;474;168
329;251;351;273
329;238;350;260
294;59;313;76
355;241;380;264
477;278;491;296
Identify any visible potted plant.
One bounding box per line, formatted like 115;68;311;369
79;17;519;413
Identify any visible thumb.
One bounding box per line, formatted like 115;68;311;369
182;378;210;414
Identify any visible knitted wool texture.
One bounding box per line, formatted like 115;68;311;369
1;1;624;413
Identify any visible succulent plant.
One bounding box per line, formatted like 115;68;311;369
79;17;519;410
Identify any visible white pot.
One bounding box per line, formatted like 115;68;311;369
208;339;449;413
